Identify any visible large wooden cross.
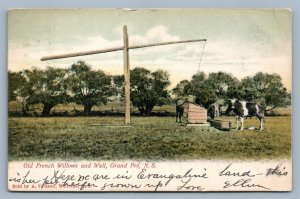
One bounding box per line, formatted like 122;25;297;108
41;25;206;125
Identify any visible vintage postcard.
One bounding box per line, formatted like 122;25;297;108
8;9;292;191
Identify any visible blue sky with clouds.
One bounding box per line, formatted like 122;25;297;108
8;9;292;90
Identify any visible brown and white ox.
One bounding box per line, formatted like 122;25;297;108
225;99;265;131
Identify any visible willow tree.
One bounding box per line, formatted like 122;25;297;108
67;61;116;114
130;67;171;115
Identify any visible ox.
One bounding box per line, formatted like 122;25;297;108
225;99;265;131
175;98;187;123
207;103;221;119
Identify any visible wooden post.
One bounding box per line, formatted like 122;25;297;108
123;25;130;125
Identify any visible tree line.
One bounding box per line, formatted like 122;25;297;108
8;61;291;116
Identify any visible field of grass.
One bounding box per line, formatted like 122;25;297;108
8;115;291;161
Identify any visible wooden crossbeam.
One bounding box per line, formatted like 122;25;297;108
40;39;207;61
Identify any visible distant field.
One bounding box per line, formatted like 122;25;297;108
8;116;291;161
8;101;176;116
8;101;291;117
266;106;292;116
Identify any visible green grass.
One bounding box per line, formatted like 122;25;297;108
8;116;291;161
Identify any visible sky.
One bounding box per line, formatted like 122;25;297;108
8;9;292;91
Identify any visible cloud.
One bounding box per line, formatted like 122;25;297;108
8;24;291;90
145;25;180;42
